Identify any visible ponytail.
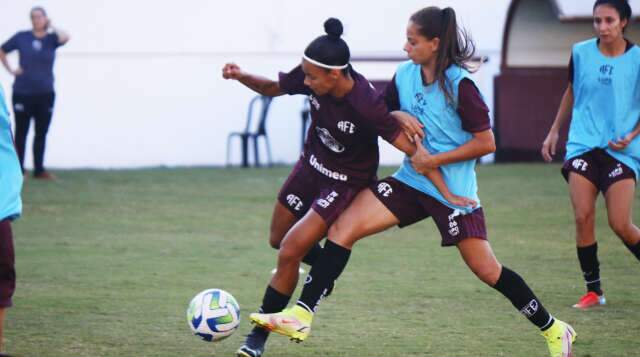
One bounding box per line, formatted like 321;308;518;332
410;7;475;103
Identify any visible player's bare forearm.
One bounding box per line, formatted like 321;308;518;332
238;74;284;97
432;129;496;167
390;131;417;156
54;28;70;45
549;85;574;134
425;169;452;198
631;117;640;138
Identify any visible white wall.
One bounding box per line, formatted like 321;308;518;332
0;0;509;168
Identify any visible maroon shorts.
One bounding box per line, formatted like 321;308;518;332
277;160;366;226
0;219;16;308
371;177;487;247
562;149;636;193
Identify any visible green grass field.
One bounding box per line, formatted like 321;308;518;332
5;164;640;356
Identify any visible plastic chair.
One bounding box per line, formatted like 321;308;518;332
226;95;273;167
300;98;311;152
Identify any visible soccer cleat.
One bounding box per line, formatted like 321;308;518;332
572;291;606;309
236;327;267;357
541;319;576;357
250;305;312;343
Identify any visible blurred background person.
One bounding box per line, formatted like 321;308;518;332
541;0;640;309
0;6;69;179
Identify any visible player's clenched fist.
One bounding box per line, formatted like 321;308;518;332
222;63;244;80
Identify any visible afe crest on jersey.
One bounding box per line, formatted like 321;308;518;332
315;127;345;153
337;121;356;134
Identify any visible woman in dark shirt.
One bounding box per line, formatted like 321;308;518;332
0;6;69;179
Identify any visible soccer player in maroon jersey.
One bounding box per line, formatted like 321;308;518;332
252;8;576;357
223;18;475;357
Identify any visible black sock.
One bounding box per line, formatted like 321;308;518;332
577;243;602;295
624;241;640;261
301;242;323;266
252;285;291;336
297;240;351;313
493;266;554;331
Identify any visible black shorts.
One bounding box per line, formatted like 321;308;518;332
562;149;636;193
0;219;15;308
277;160;366;226
371;177;487;247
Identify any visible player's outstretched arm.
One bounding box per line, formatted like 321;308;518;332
542;84;573;162
222;63;284;97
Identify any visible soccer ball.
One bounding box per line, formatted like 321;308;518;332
187;289;240;342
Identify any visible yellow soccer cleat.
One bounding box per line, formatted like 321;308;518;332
249;305;313;343
541;319;577;357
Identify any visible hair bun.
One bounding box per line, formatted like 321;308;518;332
324;18;343;39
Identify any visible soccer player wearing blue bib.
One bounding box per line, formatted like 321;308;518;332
0;86;24;356
0;7;69;179
542;0;640;310
254;7;576;357
223;19;475;357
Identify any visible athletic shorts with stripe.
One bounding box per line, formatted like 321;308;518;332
562;148;636;193
371;177;487;247
277;160;368;226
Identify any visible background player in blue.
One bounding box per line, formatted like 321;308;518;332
0;6;70;179
0;86;24;356
222;18;475;357
542;0;640;310
254;7;576;357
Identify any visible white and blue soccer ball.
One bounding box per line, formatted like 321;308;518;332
187;289;240;342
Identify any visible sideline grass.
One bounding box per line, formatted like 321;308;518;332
6;164;640;356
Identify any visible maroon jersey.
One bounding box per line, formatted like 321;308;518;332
279;65;401;185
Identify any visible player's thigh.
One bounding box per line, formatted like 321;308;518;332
269;201;299;248
328;188;399;248
272;161;317;247
568;172;599;222
278;209;328;260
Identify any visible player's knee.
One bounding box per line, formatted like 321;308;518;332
574;210;595;228
277;240;305;264
269;235;282;250
471;262;501;285
269;228;285;249
328;221;355;248
608;217;632;240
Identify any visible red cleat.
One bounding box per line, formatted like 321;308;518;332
572;291;606;309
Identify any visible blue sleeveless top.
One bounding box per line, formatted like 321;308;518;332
567;38;640;179
392;62;480;212
0;86;23;221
